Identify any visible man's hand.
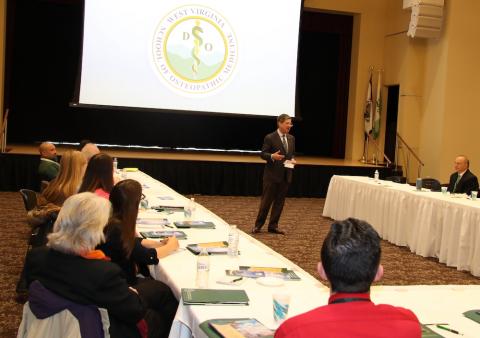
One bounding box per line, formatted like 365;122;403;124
271;150;285;161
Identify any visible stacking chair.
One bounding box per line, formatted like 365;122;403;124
422;178;442;192
17;281;110;338
19;189;38;212
384;176;407;184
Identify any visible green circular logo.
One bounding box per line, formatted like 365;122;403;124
153;5;238;95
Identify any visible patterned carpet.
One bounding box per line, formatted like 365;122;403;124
0;192;479;336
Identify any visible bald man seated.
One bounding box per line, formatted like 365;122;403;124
447;155;479;195
38;142;60;182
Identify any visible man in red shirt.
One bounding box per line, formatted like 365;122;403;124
275;218;421;338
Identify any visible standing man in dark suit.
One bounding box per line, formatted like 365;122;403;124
447;155;479;195
252;114;296;235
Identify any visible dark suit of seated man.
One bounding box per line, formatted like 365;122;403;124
275;218;421;338
447;155;479;195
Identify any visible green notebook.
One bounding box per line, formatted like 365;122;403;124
420;325;444;338
174;221;216;229
181;288;249;305
200;318;274;338
463;309;480;324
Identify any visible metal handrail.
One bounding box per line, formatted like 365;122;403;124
396;132;424;178
369;135;392;166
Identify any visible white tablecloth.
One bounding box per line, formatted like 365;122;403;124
127;171;328;338
127;171;480;338
323;175;480;277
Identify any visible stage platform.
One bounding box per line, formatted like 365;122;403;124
1;144;392;197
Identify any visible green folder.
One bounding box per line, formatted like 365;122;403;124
420;325;444;338
463;309;480;324
174;221;216;229
181;288;249;305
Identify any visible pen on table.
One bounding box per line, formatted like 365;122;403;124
436;325;461;335
232;277;243;283
163;224;173;228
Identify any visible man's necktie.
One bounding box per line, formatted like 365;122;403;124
282;135;288;153
453;174;462;193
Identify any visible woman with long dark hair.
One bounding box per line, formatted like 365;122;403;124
78;153;114;199
98;179;179;338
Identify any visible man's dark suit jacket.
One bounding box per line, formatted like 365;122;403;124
447;169;479;195
25;247;146;338
260;131;295;184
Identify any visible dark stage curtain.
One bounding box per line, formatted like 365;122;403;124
0;154;392;197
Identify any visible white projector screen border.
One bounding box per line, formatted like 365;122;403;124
77;0;303;118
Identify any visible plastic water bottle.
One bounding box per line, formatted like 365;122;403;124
196;247;210;288
190;198;196;219
227;225;240;257
374;170;379;182
184;198;193;220
113;157;118;172
416;178;422;191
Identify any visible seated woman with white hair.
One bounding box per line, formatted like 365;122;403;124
24;192;148;338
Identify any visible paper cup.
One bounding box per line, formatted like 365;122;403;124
471;191;478;201
273;293;290;324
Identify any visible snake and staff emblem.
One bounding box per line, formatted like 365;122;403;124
152;5;238;95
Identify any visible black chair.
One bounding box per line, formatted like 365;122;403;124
19;189;38;212
384;176;407;184
422;178;442;192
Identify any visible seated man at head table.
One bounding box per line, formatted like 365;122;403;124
38;142;60;182
275;218;421;338
447;155;479;195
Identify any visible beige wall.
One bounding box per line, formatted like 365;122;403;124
305;0;389;162
306;0;480;183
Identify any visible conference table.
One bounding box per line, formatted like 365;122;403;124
125;170;480;338
323;175;480;277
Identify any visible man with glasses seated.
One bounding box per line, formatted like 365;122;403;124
447;155;479;195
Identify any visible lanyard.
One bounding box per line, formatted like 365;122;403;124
330;297;371;304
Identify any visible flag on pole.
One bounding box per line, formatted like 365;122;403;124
372;71;382;139
363;71;373;137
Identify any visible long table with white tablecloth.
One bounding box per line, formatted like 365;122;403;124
323;175;480;277
127;171;480;338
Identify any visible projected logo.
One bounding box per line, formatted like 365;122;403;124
153;5;238;95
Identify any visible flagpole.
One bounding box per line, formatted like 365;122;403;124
361;66;374;163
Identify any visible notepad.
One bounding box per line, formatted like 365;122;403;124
139;230;187;240
226;266;301;281
174;221;216;229
136;218;170;226
181;288;249;306
200;318;274;338
187;241;229;255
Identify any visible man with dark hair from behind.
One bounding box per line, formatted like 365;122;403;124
275;218;421;338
